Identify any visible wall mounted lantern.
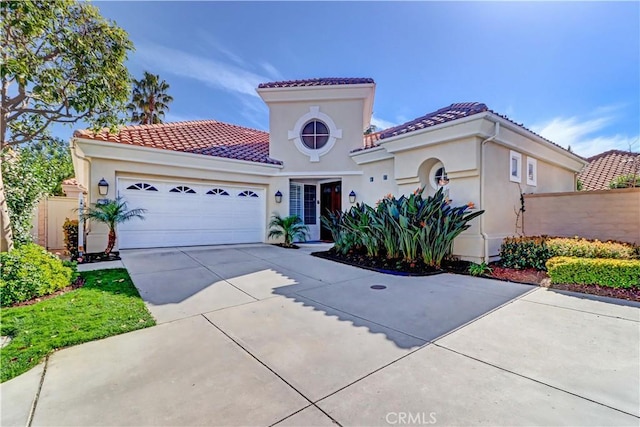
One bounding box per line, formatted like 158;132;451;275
348;190;356;204
274;190;283;204
98;178;109;196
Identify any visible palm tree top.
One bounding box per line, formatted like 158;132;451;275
127;71;174;125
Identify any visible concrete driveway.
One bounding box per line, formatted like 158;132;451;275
2;244;639;426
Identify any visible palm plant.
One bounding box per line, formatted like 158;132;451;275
126;71;174;125
80;197;146;254
268;214;309;247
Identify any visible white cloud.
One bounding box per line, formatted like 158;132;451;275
532;111;639;157
260;62;283;80
136;43;268;98
371;115;396;130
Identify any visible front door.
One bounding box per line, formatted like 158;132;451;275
320;181;342;241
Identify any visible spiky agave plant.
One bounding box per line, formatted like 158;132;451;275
80;197;146;254
268;214;309;247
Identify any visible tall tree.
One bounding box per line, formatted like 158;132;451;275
126;72;173;125
2;139;74;244
0;0;133;251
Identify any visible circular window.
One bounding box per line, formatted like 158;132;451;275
301;120;330;150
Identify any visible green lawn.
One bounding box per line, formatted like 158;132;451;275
0;268;155;382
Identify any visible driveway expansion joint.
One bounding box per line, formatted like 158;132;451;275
25;355;49;427
433;343;640;419
520;299;640;322
179;249;260;302
200;314;343;426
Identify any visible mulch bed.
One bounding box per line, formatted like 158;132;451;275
272;243;300;249
548;283;640;302
79;251;121;264
314;249;640;302
313;249;471;276
488;265;549;285
10;276;87;308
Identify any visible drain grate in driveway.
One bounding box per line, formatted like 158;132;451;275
370;285;387;290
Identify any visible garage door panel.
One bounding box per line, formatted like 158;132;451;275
117;178;265;249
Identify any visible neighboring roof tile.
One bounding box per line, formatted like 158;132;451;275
73;120;282;165
578;149;640;190
355;102;580;158
258;77;375;89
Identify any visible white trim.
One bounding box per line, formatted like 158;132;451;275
287;106;342;162
276;171;363;177
510;151;522;183
74;138;282;176
349;146;395;165
377;113;487;147
526;157;537;186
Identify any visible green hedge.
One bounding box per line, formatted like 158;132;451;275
499;236;550;270
546;257;640;289
500;236;639;270
62;218;79;259
0;243;77;307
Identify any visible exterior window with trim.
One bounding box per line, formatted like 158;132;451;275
510;151;522;183
169;186;196;194
527;157;537;186
127;183;158;191
238;190;259;198
301;120;330;150
206;188;229;196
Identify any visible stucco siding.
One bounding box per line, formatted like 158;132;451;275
524;188;640;244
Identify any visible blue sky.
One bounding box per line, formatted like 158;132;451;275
69;1;639;157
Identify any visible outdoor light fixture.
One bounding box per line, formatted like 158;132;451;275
98;178;109;196
274;190;283;203
349;190;356;204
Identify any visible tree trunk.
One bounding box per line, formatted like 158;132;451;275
0;157;14;252
105;228;116;254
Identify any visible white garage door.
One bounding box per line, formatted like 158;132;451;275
117;178;265;249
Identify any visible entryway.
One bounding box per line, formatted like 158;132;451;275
289;180;341;241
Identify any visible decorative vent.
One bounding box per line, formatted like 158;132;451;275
169;186;196;194
206;188;230;196
126;183;158;191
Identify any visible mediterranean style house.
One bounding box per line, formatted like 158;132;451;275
71;78;586;261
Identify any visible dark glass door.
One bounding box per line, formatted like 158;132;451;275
320;181;342;241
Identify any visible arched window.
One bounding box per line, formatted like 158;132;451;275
206;188;229;196
238;190;259;198
169;186;196;194
126;182;158;191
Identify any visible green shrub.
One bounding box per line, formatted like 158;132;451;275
499;236;639;270
0;243;76;307
609;173;640;189
62;218;79;259
546;237;637;259
546;256;640;289
321;187;484;268
468;262;493;276
499;236;551;270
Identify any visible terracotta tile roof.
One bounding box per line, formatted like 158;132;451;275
73;120;282;165
258;77;375;89
355;102;580;157
578;149;640;190
379;102;489;139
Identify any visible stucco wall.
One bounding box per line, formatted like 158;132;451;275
267;98;369;172
482;142;578;257
524;188;640;244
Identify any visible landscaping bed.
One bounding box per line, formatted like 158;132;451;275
0;268;155;383
79;251;121;263
313;248;471;276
